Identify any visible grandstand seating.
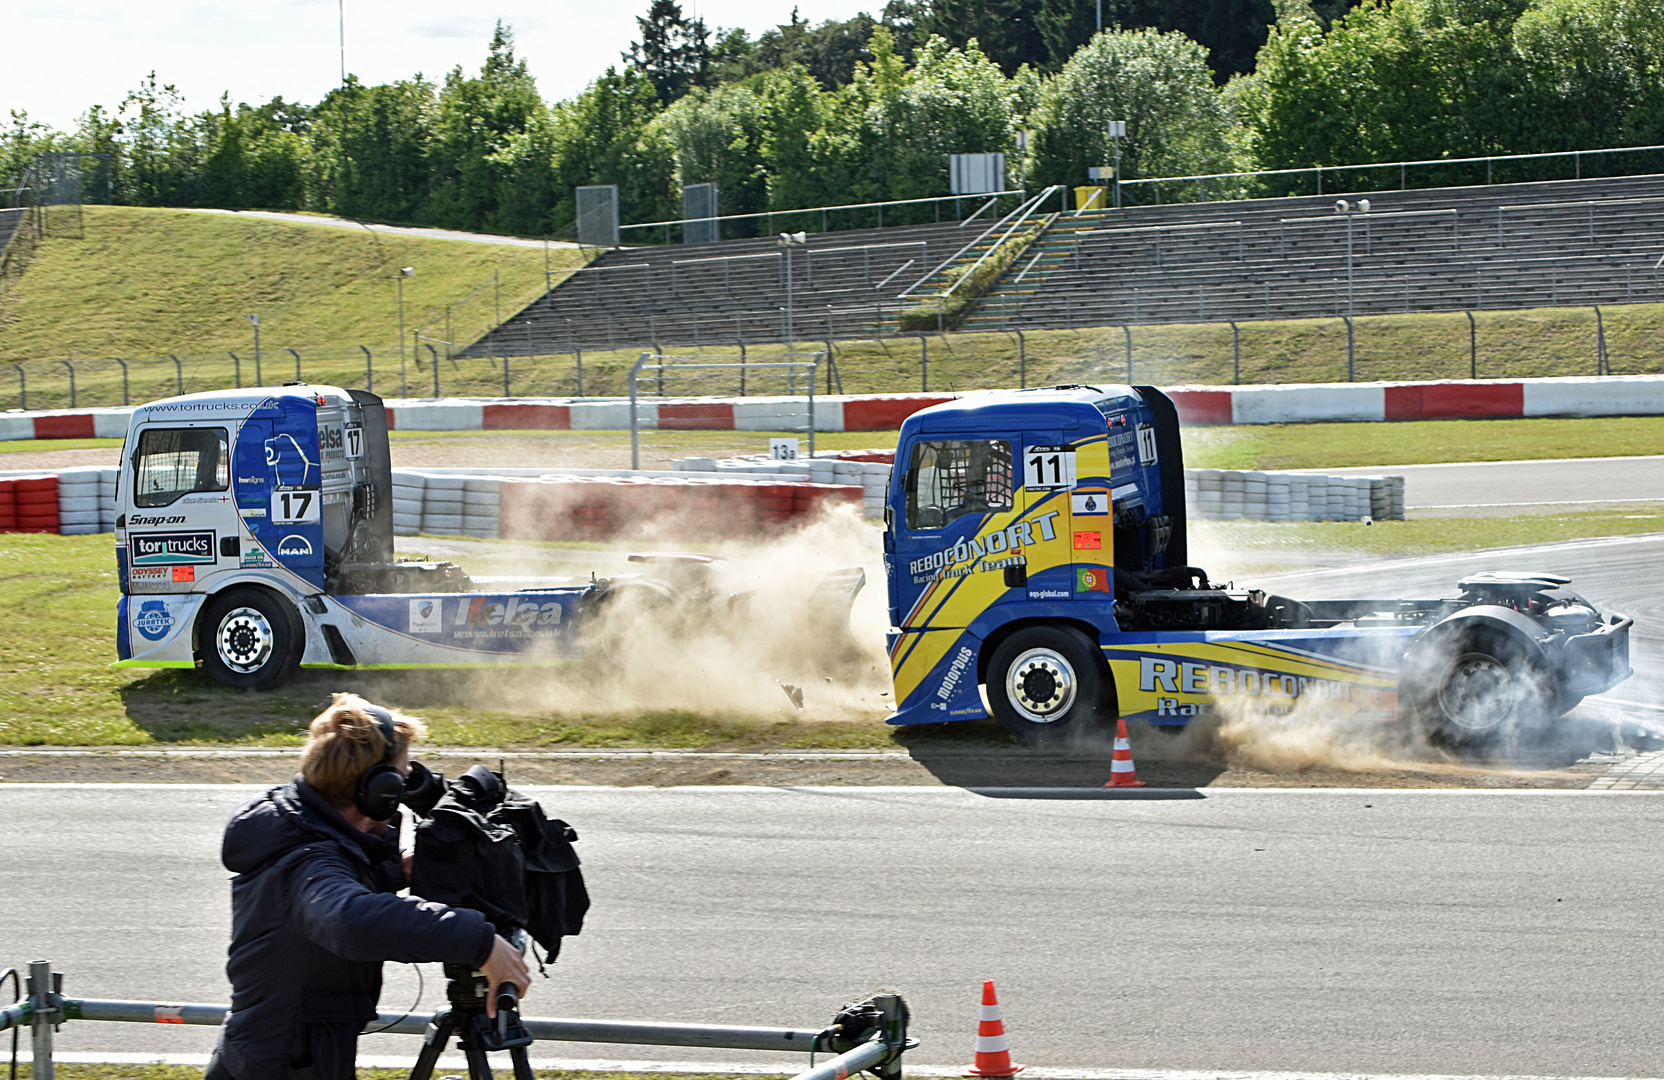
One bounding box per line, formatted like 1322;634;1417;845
464;173;1664;358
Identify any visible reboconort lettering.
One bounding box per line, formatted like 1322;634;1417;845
1137;656;1353;701
908;511;1059;577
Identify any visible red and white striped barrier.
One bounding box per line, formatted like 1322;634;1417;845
6;375;1664;442
1166;373;1664;426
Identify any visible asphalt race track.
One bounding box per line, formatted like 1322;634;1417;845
5;783;1664;1077
1314;455;1664;512
1258;532;1664;705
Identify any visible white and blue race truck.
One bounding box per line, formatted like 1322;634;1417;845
114;384;861;688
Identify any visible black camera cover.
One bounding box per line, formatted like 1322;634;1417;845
409;765;590;958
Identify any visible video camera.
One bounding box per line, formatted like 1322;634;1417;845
403;762;589;958
397;762;590;1078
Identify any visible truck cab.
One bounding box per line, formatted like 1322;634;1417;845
884;384;1187;734
114;385;587;688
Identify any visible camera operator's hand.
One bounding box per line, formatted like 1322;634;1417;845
481;935;532;1018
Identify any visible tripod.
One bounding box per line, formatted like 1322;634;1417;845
408;962;535;1080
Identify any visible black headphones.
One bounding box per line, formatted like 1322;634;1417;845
354;705;406;821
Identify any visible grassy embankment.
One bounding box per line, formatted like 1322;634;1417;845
0;206;583;408
5;205;1664;410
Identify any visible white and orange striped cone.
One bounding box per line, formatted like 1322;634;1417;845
964;980;1024;1077
1104;716;1146;788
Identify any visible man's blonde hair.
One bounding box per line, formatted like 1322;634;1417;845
300;693;427;808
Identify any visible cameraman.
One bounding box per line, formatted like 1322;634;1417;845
205;693;531;1080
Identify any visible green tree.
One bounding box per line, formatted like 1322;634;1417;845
1035;0;1277;81
1028;28;1238;192
424;23;554;233
550;66;676;232
656;81;771;228
309;76;436;223
914;0;1050;75
625;0;711;104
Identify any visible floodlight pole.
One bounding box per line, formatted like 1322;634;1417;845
1337;199;1369;381
247;314;261;384
1107;121;1126;209
395;267;414;394
779;232;806;359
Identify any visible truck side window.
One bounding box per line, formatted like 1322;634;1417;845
132;427;230;508
906;439;1013;530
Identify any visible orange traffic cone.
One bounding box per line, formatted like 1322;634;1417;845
964;980;1024;1077
1104;716;1146;788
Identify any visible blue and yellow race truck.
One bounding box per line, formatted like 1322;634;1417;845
882;384;1634;745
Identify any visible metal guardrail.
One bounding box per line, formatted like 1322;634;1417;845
619;189;1027;241
1119;142;1664;203
3;960;914;1080
629;353;821;469
897;186;1063;300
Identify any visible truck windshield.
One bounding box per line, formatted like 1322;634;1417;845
906;439;1013;530
132;427;229;508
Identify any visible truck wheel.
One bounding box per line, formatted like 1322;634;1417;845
201;588;302;690
1404;627;1548;747
986;626;1109;744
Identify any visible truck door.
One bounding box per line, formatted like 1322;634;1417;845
1013;433;1075;601
122;423;237;593
886;436;1018;630
232;396;325;590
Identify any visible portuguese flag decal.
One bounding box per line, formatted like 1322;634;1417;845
1076;566;1112;594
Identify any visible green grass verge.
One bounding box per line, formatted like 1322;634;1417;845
0;533;905;748
1183;415;1664;471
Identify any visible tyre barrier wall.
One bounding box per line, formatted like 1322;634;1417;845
673;453;896;521
8;372;1664;443
675;454;1408;523
0;463;1404;537
1185;471;1406;522
391;469;866;541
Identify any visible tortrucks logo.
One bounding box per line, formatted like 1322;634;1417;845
130;531;217;566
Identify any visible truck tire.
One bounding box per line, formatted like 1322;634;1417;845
200;588;303;690
1402;625;1550;747
986;626;1110;744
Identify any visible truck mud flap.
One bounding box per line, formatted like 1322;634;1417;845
809;567;867;676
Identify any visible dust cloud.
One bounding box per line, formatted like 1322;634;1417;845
441;502;894;723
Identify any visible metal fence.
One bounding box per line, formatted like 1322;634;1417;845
1118;143;1664;205
629;352;824;468
2;959;914;1080
620;189;1028;246
10;299;1664;415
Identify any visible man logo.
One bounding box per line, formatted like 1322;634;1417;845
409;597;443;634
134;600;175;641
276;534;313;558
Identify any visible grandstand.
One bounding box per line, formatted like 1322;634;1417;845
463;172;1664;359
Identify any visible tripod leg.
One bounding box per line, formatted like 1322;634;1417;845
462;1033;496;1080
407;1010;457;1080
509;1043;536;1080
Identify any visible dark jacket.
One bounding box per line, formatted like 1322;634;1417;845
213;777;495;1080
